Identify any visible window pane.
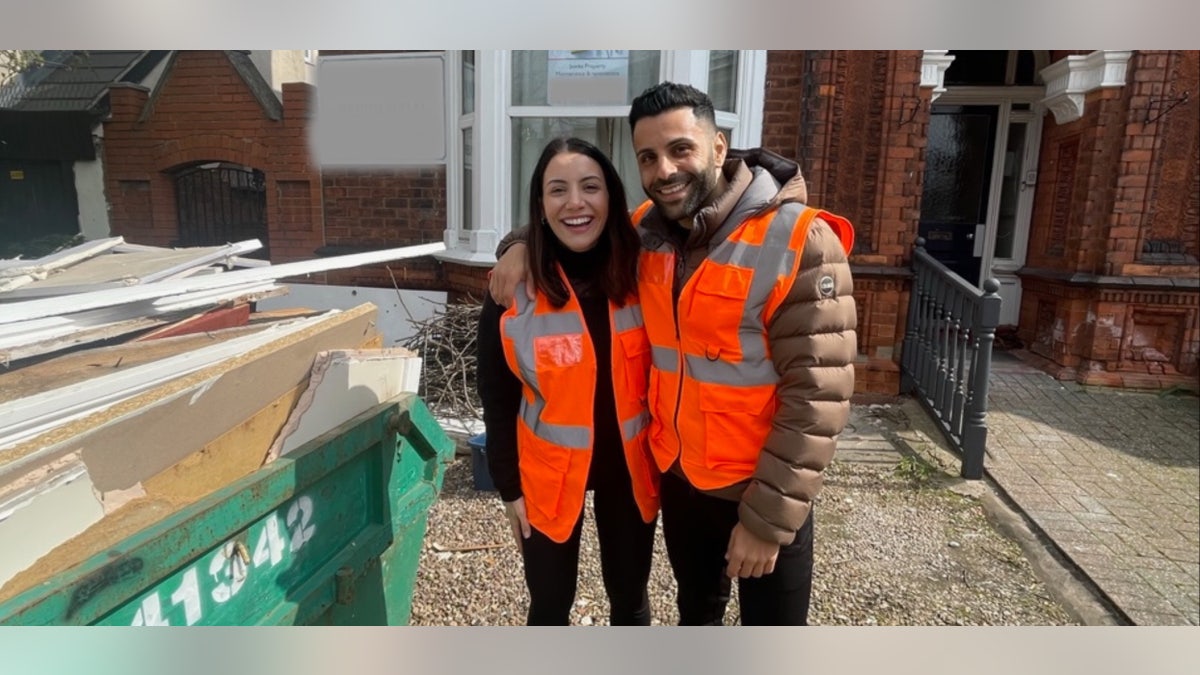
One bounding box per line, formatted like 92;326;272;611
993;121;1026;259
512;51;661;106
462;51;475;114
920;107;996;225
462;128;473;232
708;50;738;112
511;117;646;225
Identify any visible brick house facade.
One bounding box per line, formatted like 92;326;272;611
96;50;1199;394
104;51;325;265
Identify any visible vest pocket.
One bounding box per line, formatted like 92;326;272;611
696;381;775;474
684;264;751;356
517;427;571;521
646;368;673;470
617;328;651;401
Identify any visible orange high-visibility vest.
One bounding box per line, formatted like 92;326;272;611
499;266;659;543
631;200;854;490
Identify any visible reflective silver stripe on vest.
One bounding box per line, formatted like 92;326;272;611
613;303;644;333
613;301;650;442
621;410;650;443
686;206;805;387
652;345;678;372
685;353;778;386
506;292;592;450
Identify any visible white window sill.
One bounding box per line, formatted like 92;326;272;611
432;247;497;267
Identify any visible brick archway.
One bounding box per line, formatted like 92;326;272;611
155;135;269;175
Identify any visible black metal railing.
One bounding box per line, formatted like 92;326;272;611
174;163;269;258
900;237;1002;479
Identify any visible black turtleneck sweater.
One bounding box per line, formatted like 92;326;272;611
476;240;626;502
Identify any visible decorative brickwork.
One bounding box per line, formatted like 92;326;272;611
1137;50;1199;264
104;51;324;263
1046;137;1080;257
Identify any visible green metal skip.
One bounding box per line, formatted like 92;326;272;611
0;394;454;625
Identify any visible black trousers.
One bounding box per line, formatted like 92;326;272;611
521;475;656;625
660;470;814;626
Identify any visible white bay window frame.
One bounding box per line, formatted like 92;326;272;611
437;50;767;266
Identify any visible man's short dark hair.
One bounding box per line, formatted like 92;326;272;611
629;82;716;133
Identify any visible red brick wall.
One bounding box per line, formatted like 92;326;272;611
321;168;448;289
1135;50;1199;265
772;51;928;394
1106;50;1169;274
1019;50;1199;388
445;263;490;303
103;51;324;263
761;50;805;162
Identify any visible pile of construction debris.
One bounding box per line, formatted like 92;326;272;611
0;236;444;603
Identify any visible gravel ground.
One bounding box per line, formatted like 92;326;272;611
409;431;1076;626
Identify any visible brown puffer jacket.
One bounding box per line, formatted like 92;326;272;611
635;148;857;546
496;148;857;545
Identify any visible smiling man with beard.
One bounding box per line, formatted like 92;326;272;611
490;82;857;626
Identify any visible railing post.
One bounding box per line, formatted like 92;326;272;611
900;237;925;393
961;278;1002;479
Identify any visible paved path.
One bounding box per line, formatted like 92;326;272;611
982;352;1200;625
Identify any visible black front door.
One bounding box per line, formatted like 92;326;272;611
918;105;998;287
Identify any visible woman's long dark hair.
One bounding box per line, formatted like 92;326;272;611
526;137;640;308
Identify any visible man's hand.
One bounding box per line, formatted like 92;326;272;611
488;243;535;308
503;497;532;553
725;523;779;579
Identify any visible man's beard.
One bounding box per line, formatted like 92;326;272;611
648;161;718;224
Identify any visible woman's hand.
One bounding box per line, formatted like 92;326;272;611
503;497;532;552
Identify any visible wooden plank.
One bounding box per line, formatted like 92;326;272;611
0;241;445;324
0;311;347;451
0;321;269;405
140;384;306;504
264;348;421;462
247;307;325;322
132;303;251;342
1;317;169;365
0;303;381;496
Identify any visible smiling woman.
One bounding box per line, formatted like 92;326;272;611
540;152;610;254
511;117;644;227
476;137;658;626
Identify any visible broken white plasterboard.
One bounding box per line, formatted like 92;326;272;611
0;310;346;452
265;348;422;462
0;303;382;497
0;456;106;590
